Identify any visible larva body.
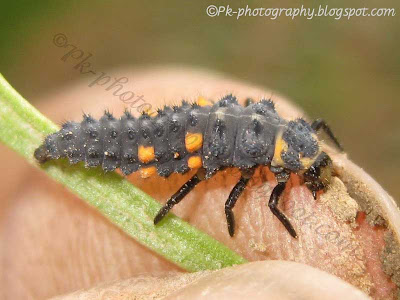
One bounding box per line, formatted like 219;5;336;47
35;94;341;238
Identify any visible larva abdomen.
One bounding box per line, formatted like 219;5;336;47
34;102;213;177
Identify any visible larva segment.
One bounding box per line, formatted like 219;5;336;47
185;103;210;162
136;113;159;176
59;122;83;165
233;100;281;169
100;112;121;172
81;115;102;167
202;95;243;178
153;107;174;177
168;103;191;174
277;118;320;171
119;112;140;175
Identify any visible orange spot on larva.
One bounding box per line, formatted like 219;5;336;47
185;133;203;153
197;96;212;107
138;145;155;163
188;156;202;169
271;133;288;168
140;166;157;178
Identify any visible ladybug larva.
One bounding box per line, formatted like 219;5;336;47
34;94;343;238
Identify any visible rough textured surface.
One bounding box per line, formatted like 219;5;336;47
320;176;359;225
382;231;400;293
335;157;388;227
332;150;400;297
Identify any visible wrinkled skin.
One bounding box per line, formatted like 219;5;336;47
0;67;397;299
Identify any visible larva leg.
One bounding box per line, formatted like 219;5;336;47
268;179;298;238
154;172;202;225
224;169;254;237
311;119;344;151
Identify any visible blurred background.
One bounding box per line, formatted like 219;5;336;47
0;0;399;201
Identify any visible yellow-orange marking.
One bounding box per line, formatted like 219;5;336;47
197;96;212;107
300;156;315;169
271;132;288;167
185;133;203;153
188;156;203;169
140;166;157;178
138;145;155;163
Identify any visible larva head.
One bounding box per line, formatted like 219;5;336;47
272;119;320;171
34;132;59;164
303;151;333;193
34;144;50;163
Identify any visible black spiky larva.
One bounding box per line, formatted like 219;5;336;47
34;94;344;238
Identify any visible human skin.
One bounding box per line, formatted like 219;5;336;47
0;67;398;299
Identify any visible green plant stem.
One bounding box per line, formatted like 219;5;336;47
0;74;247;271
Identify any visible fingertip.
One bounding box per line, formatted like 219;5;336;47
164;261;370;300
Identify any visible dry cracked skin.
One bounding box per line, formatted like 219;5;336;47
0;67;399;300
